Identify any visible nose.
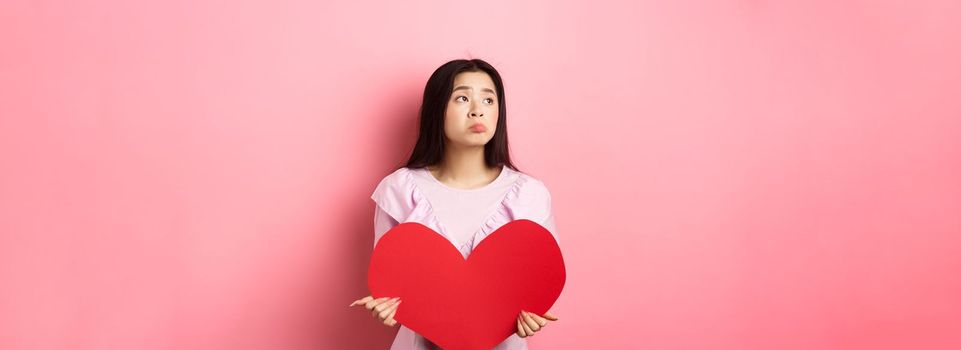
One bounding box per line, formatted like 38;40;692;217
469;110;484;118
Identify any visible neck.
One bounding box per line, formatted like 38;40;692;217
431;143;499;187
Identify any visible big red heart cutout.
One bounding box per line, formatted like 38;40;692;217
368;219;566;350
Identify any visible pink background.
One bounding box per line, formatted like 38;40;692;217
2;0;960;349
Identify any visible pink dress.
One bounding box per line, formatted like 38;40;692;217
370;165;558;350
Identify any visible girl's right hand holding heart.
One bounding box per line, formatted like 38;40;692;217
350;295;401;327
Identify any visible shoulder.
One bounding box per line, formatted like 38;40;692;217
513;171;552;202
372;167;412;194
370;167;420;221
501;170;555;233
504;170;554;225
371;167;418;202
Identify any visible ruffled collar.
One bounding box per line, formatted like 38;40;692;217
401;166;529;254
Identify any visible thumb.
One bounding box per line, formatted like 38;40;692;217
542;312;559;321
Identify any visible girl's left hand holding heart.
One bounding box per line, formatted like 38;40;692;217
516;310;558;338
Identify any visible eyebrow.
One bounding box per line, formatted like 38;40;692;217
453;85;495;94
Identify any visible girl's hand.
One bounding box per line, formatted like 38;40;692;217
516;310;558;338
349;295;401;327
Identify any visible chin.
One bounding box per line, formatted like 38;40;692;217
456;139;489;147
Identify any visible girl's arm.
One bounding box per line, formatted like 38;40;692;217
373;204;399;248
351;204;403;327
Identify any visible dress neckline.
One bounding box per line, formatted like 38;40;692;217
403;165;524;253
422;165;509;192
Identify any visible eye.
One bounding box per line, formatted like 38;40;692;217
484;98;495;104
455;96;467;102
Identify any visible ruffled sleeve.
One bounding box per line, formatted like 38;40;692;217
370;168;412;248
373;204;399;248
511;177;558;243
370;168;417;224
370;167;454;247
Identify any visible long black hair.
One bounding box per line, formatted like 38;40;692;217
401;59;520;173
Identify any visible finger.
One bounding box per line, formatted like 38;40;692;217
349;296;373;307
384;306;399;327
363;297;389;311
516;317;527;338
522;311;540;332
371;298;399;317
527;312;548;327
378;300;401;320
520;312;535;335
364;297;391;312
542;312;559;321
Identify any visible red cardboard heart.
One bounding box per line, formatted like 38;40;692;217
368;219;566;350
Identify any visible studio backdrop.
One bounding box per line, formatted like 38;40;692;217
1;1;960;349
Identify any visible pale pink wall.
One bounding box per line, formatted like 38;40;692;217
2;1;960;349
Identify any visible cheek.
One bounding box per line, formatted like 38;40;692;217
444;109;458;126
445;102;463;119
443;111;460;137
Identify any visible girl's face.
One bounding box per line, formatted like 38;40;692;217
443;71;499;148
